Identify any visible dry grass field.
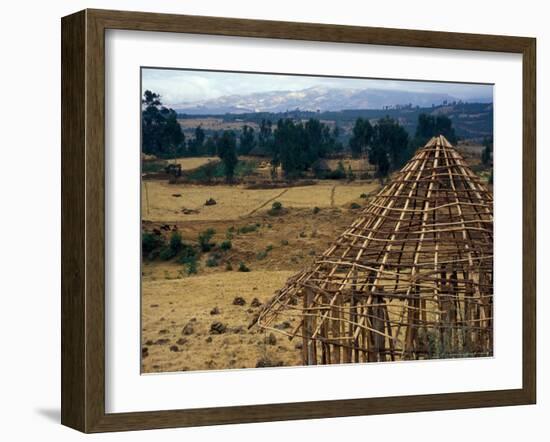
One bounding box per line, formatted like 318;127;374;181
171;156;219;170
140;148;492;373
142;270;298;372
141;161;380;373
325;158;374;173
178;118;260;133
141;180;380;222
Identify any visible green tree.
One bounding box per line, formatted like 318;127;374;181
349;118;373;158
217;131;238;182
258;119;273;149
481;136;493;166
204;134;218;156
239;125;256;155
187;125;206;156
368;116;410;177
270;118;337;178
272;119;306;178
141;90;184;157
414;113;457;145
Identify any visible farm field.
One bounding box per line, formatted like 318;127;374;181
141;180;380;222
140;147;492;373
141;158;380;372
172;156;219;170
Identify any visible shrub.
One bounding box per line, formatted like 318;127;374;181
220;240;232;251
177;243;198;264
360;193;368;199
198;228;216;252
266;244;273;252
142;232;164;257
186;258;198;275
238;224;258;234
178;251;199;274
206;255;220;267
159;247;177;261
235;160;257;177
186;161;224;182
256;250;268;260
238;262;250;272
169;231;183;253
313;206;320;214
280;239;289;246
142;160;168;174
324;168;346;180
267;201;283;216
350;202;361;210
225;262;233;271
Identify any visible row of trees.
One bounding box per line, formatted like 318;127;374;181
142;90;459;180
348;114;457;178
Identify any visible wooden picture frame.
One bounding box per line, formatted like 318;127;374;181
61;8;536;433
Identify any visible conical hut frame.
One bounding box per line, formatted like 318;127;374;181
254;135;493;364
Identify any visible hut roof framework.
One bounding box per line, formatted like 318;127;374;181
255;135;494;364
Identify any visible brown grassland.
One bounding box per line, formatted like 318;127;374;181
141;146;488;373
141;158;381;372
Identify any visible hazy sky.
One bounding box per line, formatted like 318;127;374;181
142;68;493;106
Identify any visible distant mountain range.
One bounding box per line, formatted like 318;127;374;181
172;86;490;115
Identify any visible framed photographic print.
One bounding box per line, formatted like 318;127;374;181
61;9;536;433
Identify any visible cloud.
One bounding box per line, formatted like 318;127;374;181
141;68;493;106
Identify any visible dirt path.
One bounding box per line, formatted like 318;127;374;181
244;188;289;217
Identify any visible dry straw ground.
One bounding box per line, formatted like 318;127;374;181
141;161;380;372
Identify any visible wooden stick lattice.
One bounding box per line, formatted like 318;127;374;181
254;136;493;364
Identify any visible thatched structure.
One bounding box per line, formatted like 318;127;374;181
255;135;493;364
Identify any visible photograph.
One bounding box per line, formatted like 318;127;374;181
140;68;494;373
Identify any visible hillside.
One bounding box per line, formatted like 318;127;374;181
178;102;493;142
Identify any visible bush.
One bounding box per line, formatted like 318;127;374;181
238;224;258;234
350;202;361;210
225;262;233;271
226;226;235;240
159;247;177;261
360;193;368;199
266;244;273;252
142;232;164;257
324;167;346;180
313;206;320;214
256;250;268;260
186;161;224;182
177;243;198;264
169;231;182;252
220;240;232;251
142;160;168;174
268;201;283;216
185;258;198;275
206;255;220;267
280;239;289;246
198;228;216;252
238;262;250;272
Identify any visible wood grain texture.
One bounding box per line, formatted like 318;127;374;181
61;10;86;431
61;8;537;433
